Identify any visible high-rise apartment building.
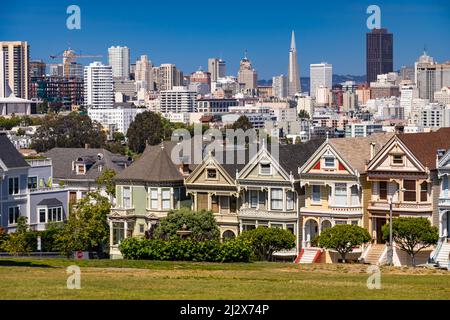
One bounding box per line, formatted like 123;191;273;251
108;46;130;80
135;55;154;92
400;84;418;120
288;31;301;97
84;62;114;108
157;64;183;91
366;28;393;84
272;75;288;99
237;53;257;92
310;62;332;98
30;60;46;78
0;41;30;99
160;86;197;113
208;58;226;82
415;51;450;102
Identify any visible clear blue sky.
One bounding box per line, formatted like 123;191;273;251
1;0;449;79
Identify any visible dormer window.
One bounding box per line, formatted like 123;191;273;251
206;169;217;180
324;157;335;168
260;163;271;175
392;155;403;165
77;164;86;175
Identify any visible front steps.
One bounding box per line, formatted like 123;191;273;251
434;240;450;268
295;248;321;264
363;244;385;265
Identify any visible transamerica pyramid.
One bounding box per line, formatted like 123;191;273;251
288;30;301;97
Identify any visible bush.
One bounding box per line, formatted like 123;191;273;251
238;227;296;261
154;208;220;241
119;238;253;263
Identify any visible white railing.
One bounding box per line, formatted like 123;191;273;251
26;159;52;167
369;201;432;211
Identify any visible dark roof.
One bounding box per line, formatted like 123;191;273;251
278;139;326;178
115;141;185;183
37;198;63;206
397;128;450;171
0;133;30;169
42;148;131;180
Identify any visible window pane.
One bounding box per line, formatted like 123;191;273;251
312;185;321;202
112;222;125;245
404;180;416;202
39;209;46;223
379;181;387;200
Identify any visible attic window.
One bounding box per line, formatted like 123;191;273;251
324;157;335;168
260;163;271;175
392;155;403;165
77;165;86;174
207;169;217;179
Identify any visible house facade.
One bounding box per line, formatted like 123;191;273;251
0;133;68;233
108;142;191;258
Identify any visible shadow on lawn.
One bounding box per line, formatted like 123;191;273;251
0;260;56;268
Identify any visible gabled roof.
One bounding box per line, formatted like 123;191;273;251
115;141;185;183
43;147;131;180
278;139;325;178
397;128;450;171
328;133;394;173
0;133;30;169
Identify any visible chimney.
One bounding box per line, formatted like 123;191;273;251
370;142;376;160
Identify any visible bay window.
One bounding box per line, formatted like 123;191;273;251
123;186;131;208
403;180;416;202
350;185;359;206
8;206;20;225
112;222;125;245
334;183;347;206
162;189;171;210
420;182;428;202
271;188;283;210
312;185;321;203
286;191;295;210
250;190;258;208
150;188;158;209
379;181;387;200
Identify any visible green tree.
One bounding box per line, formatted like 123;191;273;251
55;191;110;257
238;227;296;261
126;111;164;153
112;131;125;142
231;115;253;131
96;168;117;197
316;224;371;263
298;110;310;119
294;136;302;144
16;128;26;136
30;112;106;152
154;208;220;241
2;216;31;256
382;217;438;266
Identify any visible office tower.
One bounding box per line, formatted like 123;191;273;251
108;46;130;79
135;55;154;92
272;75;288;99
160;86;197;113
84;62;114;108
288;31;301;97
310;62;332;98
208;58;226;81
237;52;257;92
158;64;183;91
0;41;30;99
30;60;46;78
49;64;63;77
400;84;418;120
400;66;415;82
366;28;393;84
190;69;211;94
415;51;450;101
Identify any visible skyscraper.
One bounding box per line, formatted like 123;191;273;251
272;75;288;99
0;41;30;99
366;28;393;84
288;31;300;97
310;62;332;98
415;51;450;102
135;55;154;91
158;64;183;91
237;52;257;92
208;58;226;82
84;62;114;108
108;46;130;80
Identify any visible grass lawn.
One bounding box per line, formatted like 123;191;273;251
0;258;449;299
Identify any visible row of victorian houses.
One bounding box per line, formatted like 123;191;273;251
2;128;450;267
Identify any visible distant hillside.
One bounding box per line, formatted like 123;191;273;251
258;74;366;94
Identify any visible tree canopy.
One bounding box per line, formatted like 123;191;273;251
153;208;220;242
382;217;438;266
231;115;253;131
238;227;295;261
316;224;371;262
126;111;164;153
30;112;106;152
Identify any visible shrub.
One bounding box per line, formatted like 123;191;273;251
154;208;220;241
119;238;252;263
238;227;296;261
316;224;371;263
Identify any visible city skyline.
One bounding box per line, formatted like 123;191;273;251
1;0;449;79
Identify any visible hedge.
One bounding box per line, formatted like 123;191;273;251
119;238;253;262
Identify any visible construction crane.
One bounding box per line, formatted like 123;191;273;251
50;49;103;77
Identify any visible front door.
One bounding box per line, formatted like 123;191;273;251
376;218;387;244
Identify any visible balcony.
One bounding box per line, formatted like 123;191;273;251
238;207;296;219
438;198;450;207
26;158;52;167
368;200;432;212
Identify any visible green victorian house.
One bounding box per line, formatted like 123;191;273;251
108;141;192;258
